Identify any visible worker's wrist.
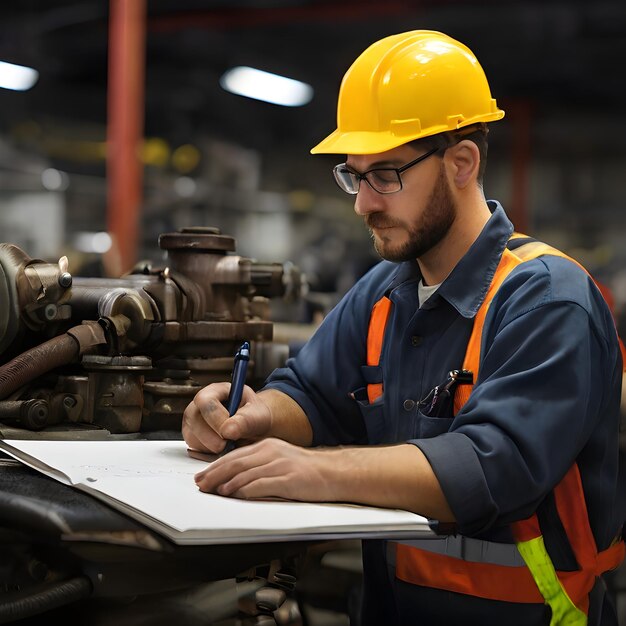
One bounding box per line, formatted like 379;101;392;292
257;388;313;446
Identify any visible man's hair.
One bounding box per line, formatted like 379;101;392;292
411;123;489;185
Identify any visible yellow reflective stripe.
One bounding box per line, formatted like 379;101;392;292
509;231;529;241
511;241;585;273
516;537;587;625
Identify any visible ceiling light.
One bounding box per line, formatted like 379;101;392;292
0;60;39;91
41;168;69;191
220;66;313;107
74;232;112;254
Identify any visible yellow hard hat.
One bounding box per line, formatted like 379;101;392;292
311;30;505;155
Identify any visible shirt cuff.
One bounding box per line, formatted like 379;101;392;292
412;432;498;536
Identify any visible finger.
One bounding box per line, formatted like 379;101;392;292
230;474;301;501
211;443;293;496
194;442;273;492
212;458;285;498
193;450;249;492
183;400;228;453
195;383;231;423
222;442;325;501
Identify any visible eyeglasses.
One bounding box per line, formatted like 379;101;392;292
333;146;441;195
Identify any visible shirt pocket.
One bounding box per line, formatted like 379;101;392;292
416;410;454;439
351;365;387;444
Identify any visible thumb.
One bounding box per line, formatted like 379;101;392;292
219;401;271;441
220;415;243;441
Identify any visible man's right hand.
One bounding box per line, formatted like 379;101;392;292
182;383;273;453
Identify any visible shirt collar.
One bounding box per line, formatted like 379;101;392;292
437;201;513;317
386;201;513;318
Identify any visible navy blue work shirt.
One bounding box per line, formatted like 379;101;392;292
264;202;624;625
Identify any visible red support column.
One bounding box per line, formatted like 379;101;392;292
106;0;147;274
508;99;533;234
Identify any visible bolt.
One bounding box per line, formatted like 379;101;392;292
27;558;49;582
44;304;57;320
58;272;72;288
63;396;77;409
22;399;49;429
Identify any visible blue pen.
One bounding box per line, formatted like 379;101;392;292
223;341;250;453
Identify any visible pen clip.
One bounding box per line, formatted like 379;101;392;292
418;369;473;417
447;369;473;386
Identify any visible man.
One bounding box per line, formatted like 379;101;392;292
183;31;624;625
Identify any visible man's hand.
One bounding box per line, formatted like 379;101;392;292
183;385;454;519
182;386;313;454
182;383;273;454
193;438;456;521
194;437;334;501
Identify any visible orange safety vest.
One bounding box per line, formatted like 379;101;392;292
366;234;625;618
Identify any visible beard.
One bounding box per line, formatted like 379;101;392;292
365;163;457;263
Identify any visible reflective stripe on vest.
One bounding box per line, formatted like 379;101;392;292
366;296;392;403
388;534;527;566
366;234;625;621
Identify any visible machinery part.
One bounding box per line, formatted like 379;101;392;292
0;399;49;430
0;244;73;359
0;227;303;433
0;334;79;399
159;227;296;317
83;355;152;433
255;587;287;613
0;245;23;357
0;321;107;401
142;379;201;432
310;29;505;155
97;288;156;352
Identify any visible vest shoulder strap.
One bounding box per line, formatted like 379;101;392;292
458;233;624;409
366;295;392;403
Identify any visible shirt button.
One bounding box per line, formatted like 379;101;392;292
403;399;416;411
411;335;422;346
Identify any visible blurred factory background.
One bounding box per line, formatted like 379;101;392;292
1;0;626;330
1;2;626;625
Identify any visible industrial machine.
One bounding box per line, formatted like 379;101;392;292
0;228;362;625
0;226;299;435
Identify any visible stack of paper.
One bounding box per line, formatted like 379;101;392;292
0;439;435;545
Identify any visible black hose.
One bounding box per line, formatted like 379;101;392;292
0;334;79;401
0;576;92;623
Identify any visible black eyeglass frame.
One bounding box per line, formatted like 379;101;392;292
333;145;442;195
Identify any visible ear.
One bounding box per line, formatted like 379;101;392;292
446;140;480;189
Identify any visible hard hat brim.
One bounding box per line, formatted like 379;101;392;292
310;129;414;155
310;111;505;156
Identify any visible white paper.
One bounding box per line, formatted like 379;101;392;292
0;439;435;545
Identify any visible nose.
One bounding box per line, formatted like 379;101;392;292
353;181;382;217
